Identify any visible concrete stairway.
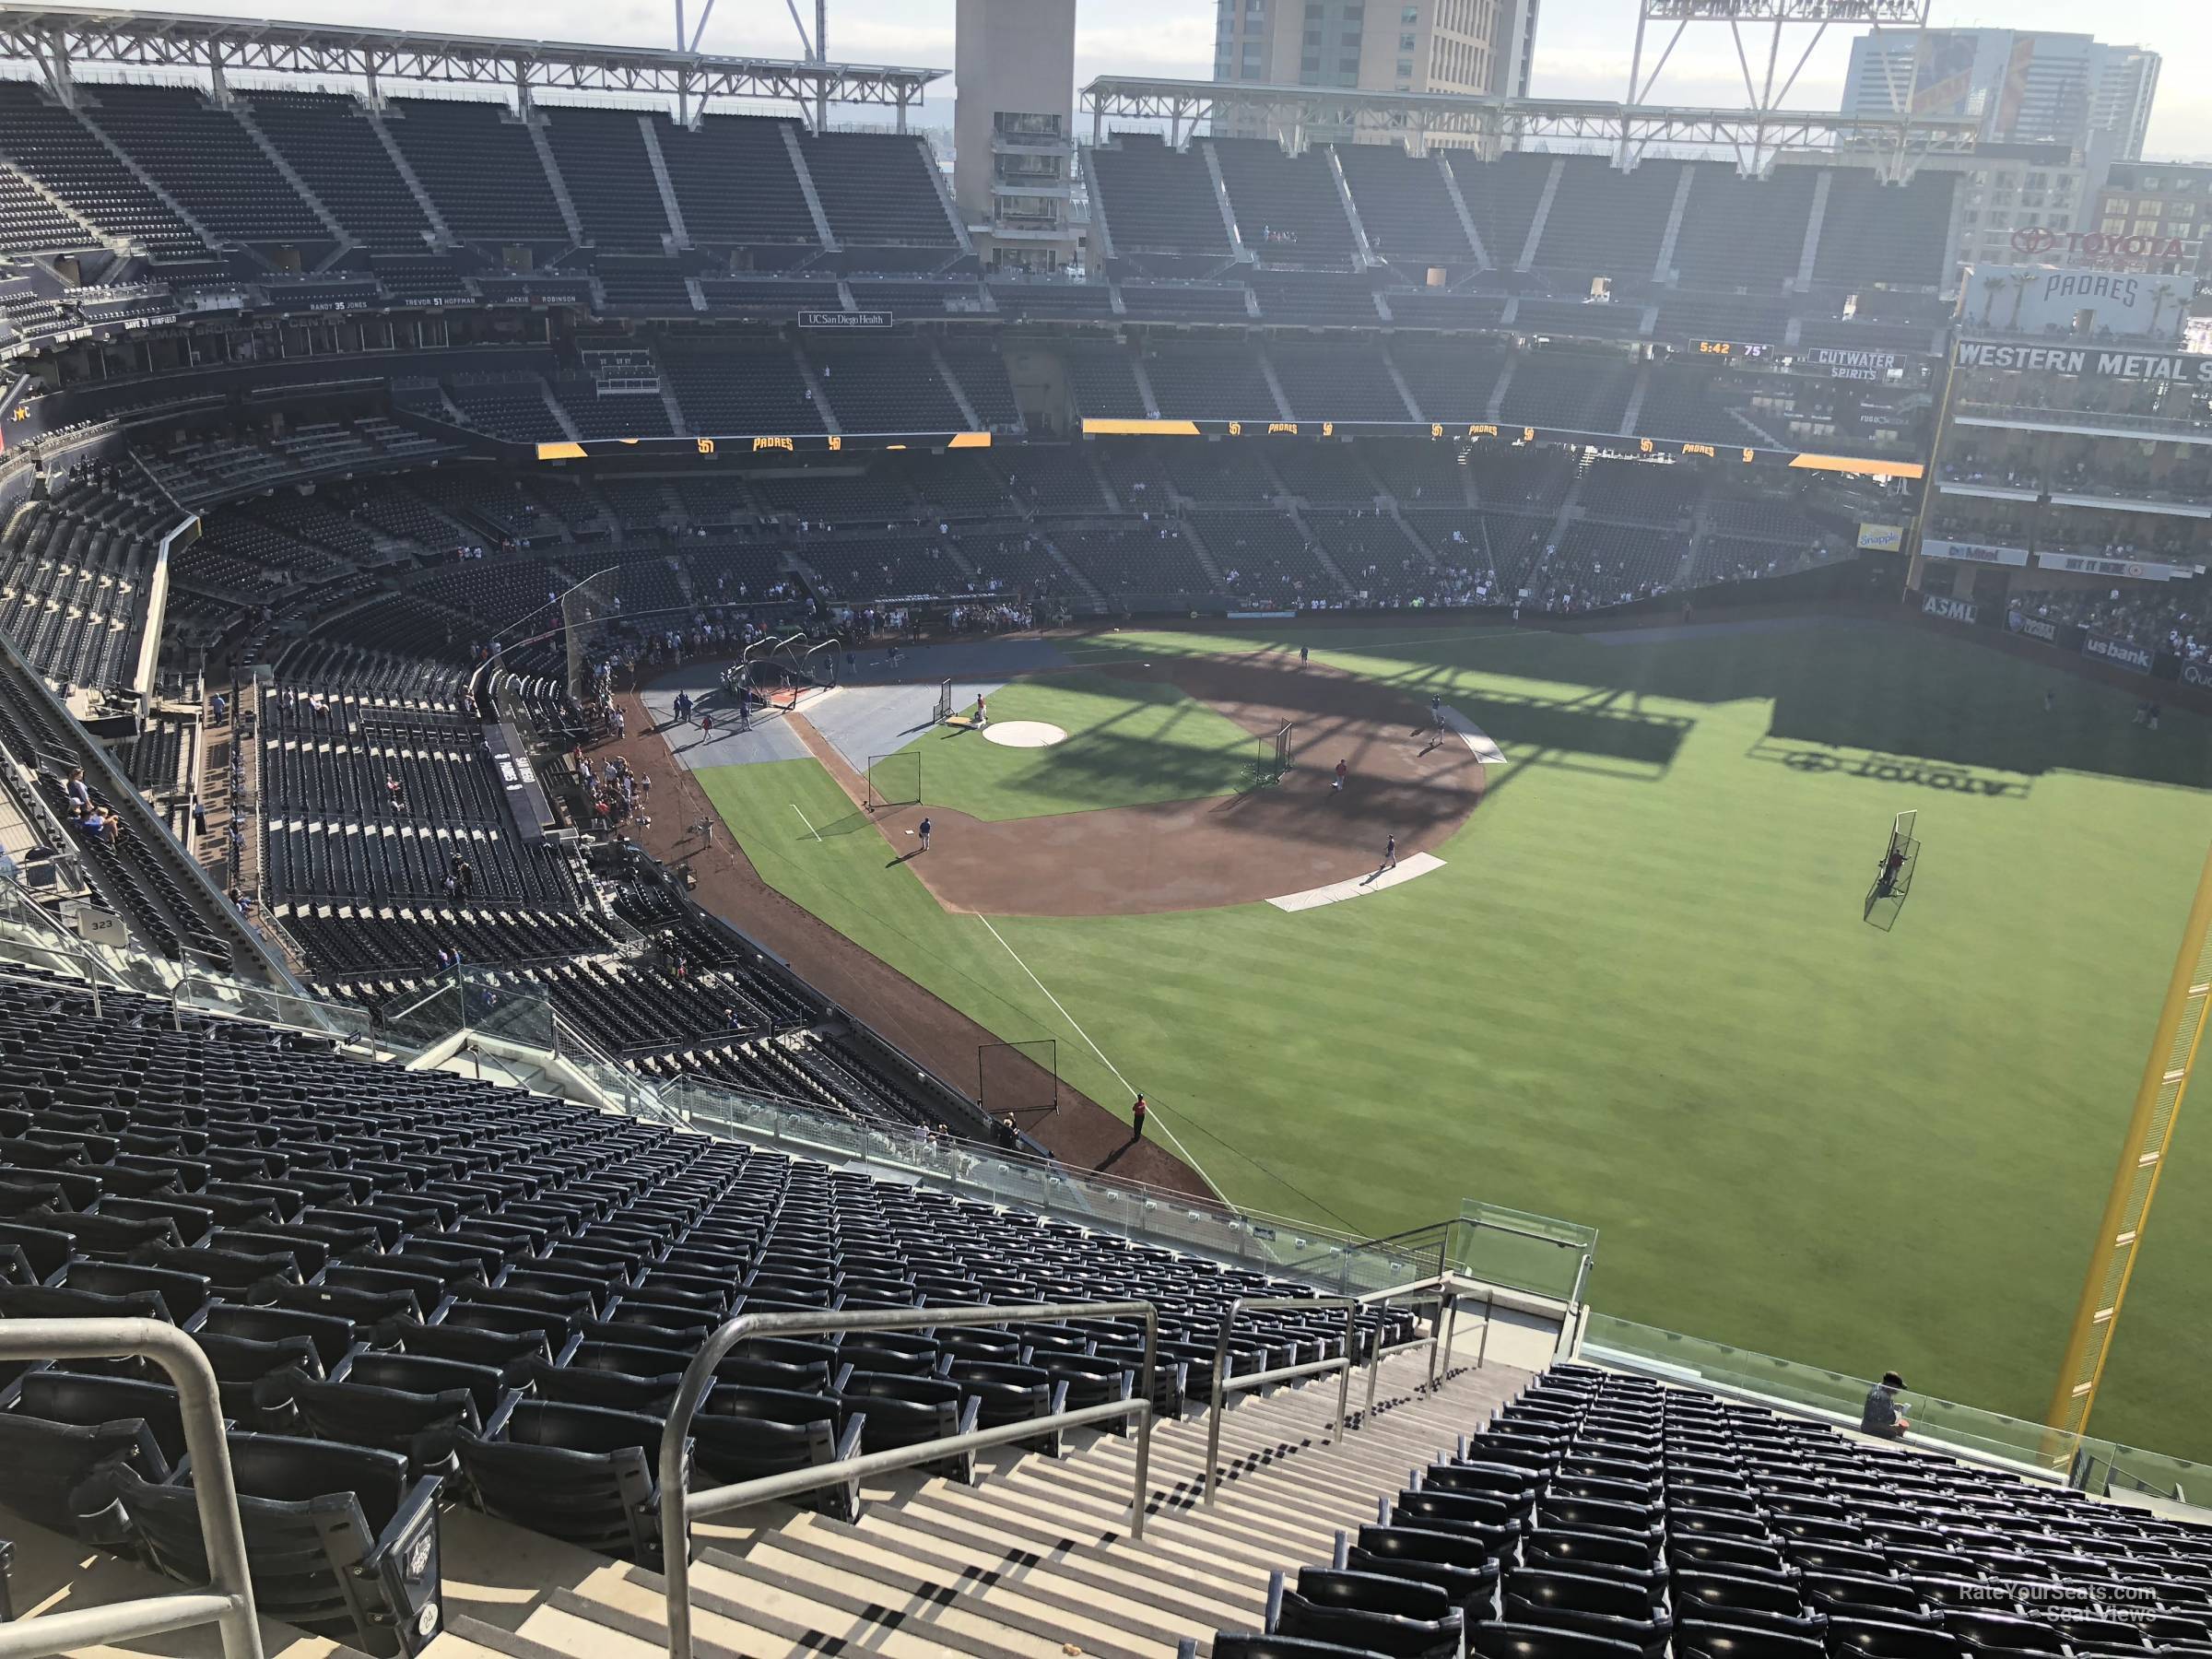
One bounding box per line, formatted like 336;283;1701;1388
426;1336;1528;1659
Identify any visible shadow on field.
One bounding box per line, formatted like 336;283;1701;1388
1083;622;2212;794
804;809;876;841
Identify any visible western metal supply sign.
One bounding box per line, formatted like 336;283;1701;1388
1956;339;2212;384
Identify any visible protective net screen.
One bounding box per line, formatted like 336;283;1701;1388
560;568;623;705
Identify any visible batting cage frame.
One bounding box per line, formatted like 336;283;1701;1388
1251;720;1295;786
559;569;623;705
865;750;923;811
979;1039;1059;1125
933;677;954;726
1864;808;1920;931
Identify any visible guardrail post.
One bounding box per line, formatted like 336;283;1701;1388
1436;1290;1458;1387
1364;1313;1385;1424
1206;1294;1357;1504
1426;1285;1445;1393
1203;1300;1240;1506
659;1300;1159;1659
1553;1250;1594;1362
1332;1301;1355;1443
1131;1308;1154;1538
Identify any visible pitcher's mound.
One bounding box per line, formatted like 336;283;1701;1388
982;721;1068;748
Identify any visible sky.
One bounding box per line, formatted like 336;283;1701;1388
147;0;2211;159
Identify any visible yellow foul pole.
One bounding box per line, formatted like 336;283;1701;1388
2046;842;2212;1443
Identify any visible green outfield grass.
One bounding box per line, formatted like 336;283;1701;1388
703;619;2212;1463
892;669;1260;819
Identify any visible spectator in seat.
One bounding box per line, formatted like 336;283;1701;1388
1860;1371;1910;1440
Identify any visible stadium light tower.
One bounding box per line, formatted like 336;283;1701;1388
1620;0;1931;172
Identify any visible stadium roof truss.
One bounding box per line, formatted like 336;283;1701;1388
1081;76;1977;171
0;4;945;122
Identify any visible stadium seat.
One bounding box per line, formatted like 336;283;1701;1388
90;1432;442;1656
1274;1575;1464;1657
440;1398;665;1564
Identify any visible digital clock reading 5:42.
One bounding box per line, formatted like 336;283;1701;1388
1694;340;1770;358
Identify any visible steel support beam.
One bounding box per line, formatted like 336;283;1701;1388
0;5;944;111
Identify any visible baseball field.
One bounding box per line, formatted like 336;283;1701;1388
689;615;2212;1464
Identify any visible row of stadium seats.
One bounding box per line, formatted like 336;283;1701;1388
0;468;173;692
1090;139;1955;289
0;83;960;259
0;967;1415;1652
1207;1362;2212;1659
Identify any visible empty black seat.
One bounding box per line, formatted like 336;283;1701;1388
1277;1571;1463;1657
1504;1569;1673;1659
1672;1571;1821;1641
1830;1619;1963;1659
1344;1545;1500;1612
92;1432;442;1657
1471;1622;1649;1659
0;1377;177;1532
692;1385;862;1515
254;1367;479;1472
442;1399;664;1564
1217;1638;1394;1659
1357;1524;1499;1572
1676;1628;1829;1659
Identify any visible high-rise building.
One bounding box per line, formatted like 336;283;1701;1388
1210;0;1539;144
1841;29;2159;159
2094;160;2212;279
953;0;1078;272
2092;48;2161;165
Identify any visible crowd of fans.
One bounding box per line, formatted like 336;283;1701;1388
1926;508;2202;565
1958;370;2212;426
1940;442;2212;503
2006;579;2212;664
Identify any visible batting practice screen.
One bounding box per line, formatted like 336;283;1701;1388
1252;721;1295;784
560;568;622;704
1864;809;1921;932
866;750;923;810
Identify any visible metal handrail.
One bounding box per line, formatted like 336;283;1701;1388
0;873;108;1010
658;1298;1158;1659
1203;1294;1357;1505
0;1319;262;1659
170;971;374;1046
1360;1276;1453;1423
